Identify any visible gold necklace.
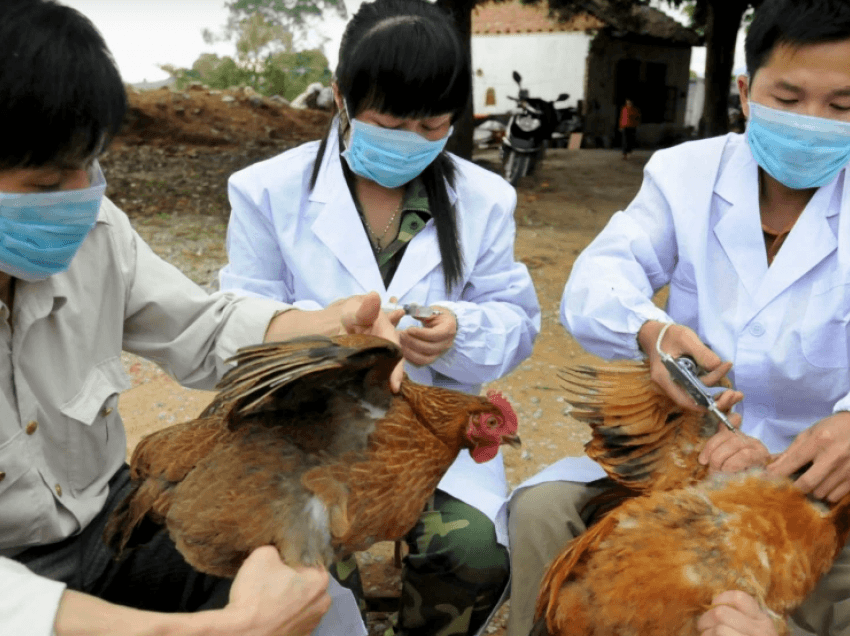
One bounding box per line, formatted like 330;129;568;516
365;199;403;254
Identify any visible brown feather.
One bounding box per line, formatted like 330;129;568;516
562;361;717;493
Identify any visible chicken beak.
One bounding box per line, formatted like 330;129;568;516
501;434;522;449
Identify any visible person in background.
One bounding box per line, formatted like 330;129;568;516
219;0;541;633
506;0;850;634
619;98;641;159
0;2;404;635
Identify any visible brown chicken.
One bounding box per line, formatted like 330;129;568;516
104;334;519;577
532;362;850;636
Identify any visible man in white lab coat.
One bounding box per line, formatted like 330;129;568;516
506;0;850;635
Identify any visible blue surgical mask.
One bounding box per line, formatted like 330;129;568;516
0;162;106;281
747;102;850;189
340;104;452;189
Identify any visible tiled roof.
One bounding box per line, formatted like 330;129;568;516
472;0;701;45
472;1;605;35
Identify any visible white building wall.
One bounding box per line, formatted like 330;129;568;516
471;31;593;116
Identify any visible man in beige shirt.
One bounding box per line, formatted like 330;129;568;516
0;2;403;635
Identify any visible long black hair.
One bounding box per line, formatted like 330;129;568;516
746;0;850;81
310;0;471;291
0;0;126;170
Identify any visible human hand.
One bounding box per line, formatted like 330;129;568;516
398;308;457;366
637;321;743;413
767;411;850;502
698;415;770;473
697;591;780;636
337;291;403;341
339;291;405;392
224;546;330;636
263;293;403;391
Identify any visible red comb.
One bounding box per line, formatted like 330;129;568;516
486;390;517;431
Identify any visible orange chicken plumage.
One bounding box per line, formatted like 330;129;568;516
532;362;850;636
104;334;519;577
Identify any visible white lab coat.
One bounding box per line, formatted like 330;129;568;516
521;132;850;490
220;134;541;542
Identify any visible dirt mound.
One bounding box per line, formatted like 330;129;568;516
117;84;333;149
100;85;333;220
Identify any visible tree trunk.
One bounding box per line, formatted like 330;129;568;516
436;0;475;160
700;0;748;137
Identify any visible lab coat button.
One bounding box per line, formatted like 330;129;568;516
25;420;38;435
0;472;5;482
749;322;765;337
102;406;113;417
55;484;63;497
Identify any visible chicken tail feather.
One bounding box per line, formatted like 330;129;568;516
535;511;619;628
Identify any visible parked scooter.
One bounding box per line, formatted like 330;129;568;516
550;103;584;148
500;71;568;186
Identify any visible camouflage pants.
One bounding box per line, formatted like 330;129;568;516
331;489;510;636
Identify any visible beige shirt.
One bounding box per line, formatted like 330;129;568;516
0;197;285;633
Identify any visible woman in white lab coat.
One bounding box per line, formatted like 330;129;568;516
505;0;850;634
219;0;540;633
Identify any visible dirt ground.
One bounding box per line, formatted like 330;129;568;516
108;87;660;635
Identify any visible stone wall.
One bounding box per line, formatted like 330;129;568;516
583;31;693;149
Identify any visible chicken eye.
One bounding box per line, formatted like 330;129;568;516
485;416;499;428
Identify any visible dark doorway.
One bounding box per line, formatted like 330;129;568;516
615;58;641;111
642;62;668;123
614;60;671;124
